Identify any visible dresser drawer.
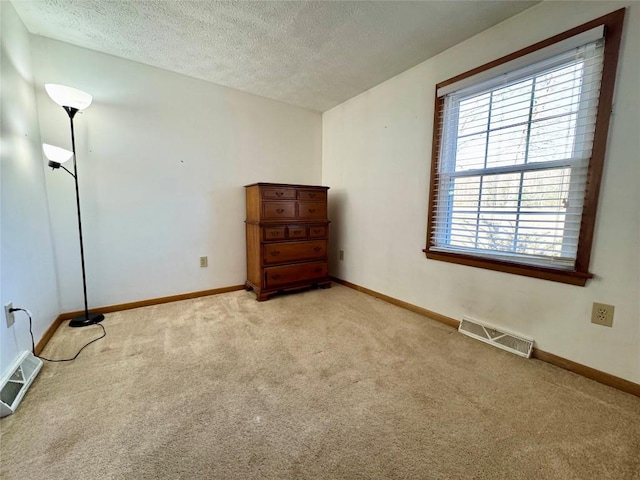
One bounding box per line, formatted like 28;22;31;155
298;202;327;220
264;262;327;288
262;187;296;200
263;240;327;265
298;190;327;202
309;226;327;238
287;226;307;239
263;227;286;241
263;201;295;219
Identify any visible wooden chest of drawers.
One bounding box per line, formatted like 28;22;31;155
245;183;331;301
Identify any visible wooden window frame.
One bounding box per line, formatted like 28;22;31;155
424;9;626;287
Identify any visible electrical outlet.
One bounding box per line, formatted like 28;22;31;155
339;250;344;261
591;302;614;327
200;256;208;268
4;302;15;328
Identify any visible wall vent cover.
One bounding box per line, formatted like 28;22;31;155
459;316;533;358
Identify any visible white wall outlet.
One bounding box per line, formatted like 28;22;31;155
200;256;208;268
4;303;15;328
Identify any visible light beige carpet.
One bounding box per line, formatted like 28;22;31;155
1;284;639;479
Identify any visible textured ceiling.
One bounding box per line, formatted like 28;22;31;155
13;1;539;112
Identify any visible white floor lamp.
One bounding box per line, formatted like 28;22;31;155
43;84;104;328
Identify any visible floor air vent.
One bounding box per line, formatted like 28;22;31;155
0;351;43;417
459;317;533;358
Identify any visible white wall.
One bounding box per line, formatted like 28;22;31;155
0;2;61;378
31;37;322;311
323;1;640;383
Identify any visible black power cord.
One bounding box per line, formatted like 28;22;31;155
10;307;106;362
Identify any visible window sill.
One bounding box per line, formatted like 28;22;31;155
423;249;593;286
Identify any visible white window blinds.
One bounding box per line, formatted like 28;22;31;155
431;36;605;269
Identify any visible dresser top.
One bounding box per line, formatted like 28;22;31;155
244;182;329;190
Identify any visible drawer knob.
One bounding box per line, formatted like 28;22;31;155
272;274;281;279
276;208;285;214
309;193;316;198
315;268;322;273
313;247;321;252
308;208;316;213
313;229;321;234
293;230;301;234
270;231;280;236
271;250;280;256
276;192;284;197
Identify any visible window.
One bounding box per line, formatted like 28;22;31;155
425;10;625;286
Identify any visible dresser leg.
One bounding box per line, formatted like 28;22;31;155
256;292;269;302
245;282;253;292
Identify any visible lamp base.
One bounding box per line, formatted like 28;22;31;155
69;312;105;328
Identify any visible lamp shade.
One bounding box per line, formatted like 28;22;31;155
42;143;73;164
45;84;92;110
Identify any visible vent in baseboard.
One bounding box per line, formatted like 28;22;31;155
1;351;43;417
459;316;533;358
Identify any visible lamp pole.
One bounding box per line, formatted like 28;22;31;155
63;107;104;328
65;107;99;327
